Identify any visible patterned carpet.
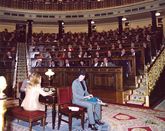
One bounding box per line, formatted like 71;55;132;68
104;104;165;131
154;99;165;111
5;102;165;131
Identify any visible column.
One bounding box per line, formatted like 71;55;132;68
58;20;64;39
157;18;163;49
150;11;157;56
27;20;33;44
118;16;123;37
151;11;157;32
87;1;91;9
16;23;26;43
58;1;62;11
88;19;96;37
88;19;92;37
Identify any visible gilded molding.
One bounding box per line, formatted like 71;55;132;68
146;48;165;95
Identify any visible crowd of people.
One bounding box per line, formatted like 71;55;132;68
0;24;163;75
0;29;17;68
29;25;155;77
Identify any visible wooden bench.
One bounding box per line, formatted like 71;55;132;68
11;107;46;131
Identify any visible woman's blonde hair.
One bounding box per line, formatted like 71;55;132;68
28;73;41;87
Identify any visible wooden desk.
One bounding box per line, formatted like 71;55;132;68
39;92;57;129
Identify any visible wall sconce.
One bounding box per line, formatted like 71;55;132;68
155;12;160;17
45;69;55;87
0;76;7;100
122;17;127;21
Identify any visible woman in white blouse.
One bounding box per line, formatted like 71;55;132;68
21;73;52;111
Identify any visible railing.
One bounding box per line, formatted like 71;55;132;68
12;42;18;93
146;47;165;94
0;0;146;11
25;42;31;76
144;47;165;106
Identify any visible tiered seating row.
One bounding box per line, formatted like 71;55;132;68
0;30;17;69
30;26;152;76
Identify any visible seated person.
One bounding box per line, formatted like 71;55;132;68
64;58;72;67
79;60;86;67
120;48;126;57
47;60;56;67
92;57;101;67
20;74;31;92
72;70;104;130
100;57;116;67
21;73;53;111
20;74;31;102
107;50;112;58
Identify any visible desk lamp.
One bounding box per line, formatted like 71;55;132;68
45;69;55;87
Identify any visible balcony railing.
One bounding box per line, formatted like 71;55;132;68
0;0;146;11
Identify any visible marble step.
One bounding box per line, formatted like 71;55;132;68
124;89;133;95
129;94;145;102
18;59;25;61
17;64;27;66
126;100;145;105
17;70;27;73
133;89;147;95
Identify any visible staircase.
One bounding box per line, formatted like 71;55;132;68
124;74;148;106
15;42;28;98
124;47;165;107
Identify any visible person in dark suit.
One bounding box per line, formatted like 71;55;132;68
79;60;86;67
92;57;101;67
72;70;104;130
63;58;72;67
3;51;15;68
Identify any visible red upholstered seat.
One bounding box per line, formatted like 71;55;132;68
11;107;46;131
58;86;72;104
57;87;85;131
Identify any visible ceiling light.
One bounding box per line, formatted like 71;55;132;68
155;12;160;16
91;21;95;24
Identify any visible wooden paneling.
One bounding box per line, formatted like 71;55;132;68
0;68;14;97
32;67;124;104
